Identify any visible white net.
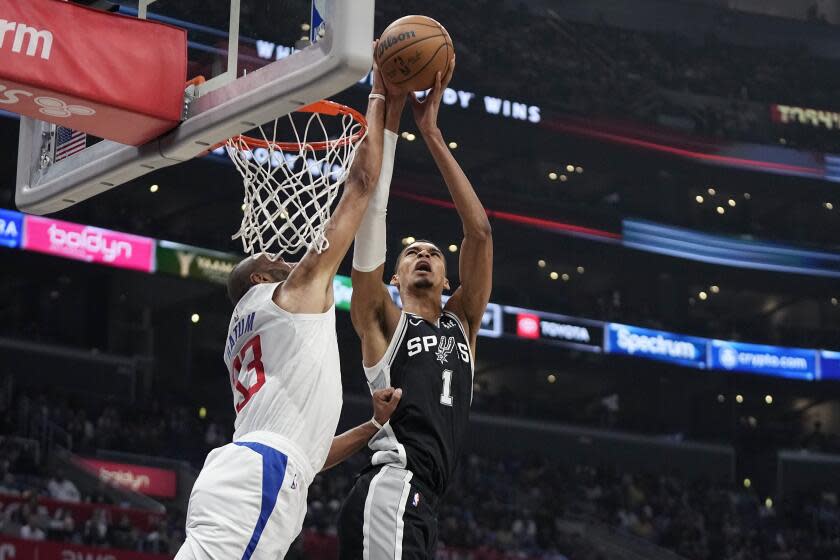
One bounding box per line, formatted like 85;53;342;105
226;105;366;259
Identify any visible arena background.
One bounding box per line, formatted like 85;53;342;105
1;0;840;558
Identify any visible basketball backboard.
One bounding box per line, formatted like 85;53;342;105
15;0;374;215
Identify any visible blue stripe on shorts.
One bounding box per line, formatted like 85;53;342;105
234;442;288;560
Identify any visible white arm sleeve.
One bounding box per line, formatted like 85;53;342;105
352;129;398;272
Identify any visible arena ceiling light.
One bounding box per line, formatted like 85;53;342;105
548;172;558;180
149;184;159;193
708;187;716;195
695;195;704;203
537;260;546;268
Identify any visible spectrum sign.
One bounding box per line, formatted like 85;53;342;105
606;324;708;368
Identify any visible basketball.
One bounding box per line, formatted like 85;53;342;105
375;15;454;92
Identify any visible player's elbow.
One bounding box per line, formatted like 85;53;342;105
467;221;492;242
346;168;375;197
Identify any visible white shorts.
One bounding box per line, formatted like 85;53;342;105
175;440;309;560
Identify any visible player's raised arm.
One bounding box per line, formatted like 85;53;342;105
350;87;407;365
276;62;388;314
412;56;493;346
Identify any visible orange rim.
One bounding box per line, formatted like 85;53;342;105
229;100;368;153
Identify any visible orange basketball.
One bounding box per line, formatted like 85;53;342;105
375;15;454;93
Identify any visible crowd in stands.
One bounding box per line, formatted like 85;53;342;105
154;0;840;153
7;391;227;468
4;384;840;559
301;452;840;560
372;0;840;153
0;438;182;555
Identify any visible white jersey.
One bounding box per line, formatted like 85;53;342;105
223;282;342;483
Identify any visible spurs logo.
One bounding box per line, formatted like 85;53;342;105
435;336;455;364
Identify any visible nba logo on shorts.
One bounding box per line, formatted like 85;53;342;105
412;492;421;507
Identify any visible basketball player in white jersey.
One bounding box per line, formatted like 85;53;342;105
338;56;494;559
175;60;406;560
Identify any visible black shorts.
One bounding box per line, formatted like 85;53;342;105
337;465;439;560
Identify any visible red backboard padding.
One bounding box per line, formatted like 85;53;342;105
0;0;187;145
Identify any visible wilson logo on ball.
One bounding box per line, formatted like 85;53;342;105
376;31;417;58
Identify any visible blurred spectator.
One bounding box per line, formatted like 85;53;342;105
47;470;81;503
20;514;45;541
83;508;110;547
802;420;829;452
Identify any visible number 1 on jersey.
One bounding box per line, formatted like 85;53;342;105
440;369;454;406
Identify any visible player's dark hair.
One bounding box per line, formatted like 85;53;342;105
227;264;252;306
393;239;445;275
227;257;290;306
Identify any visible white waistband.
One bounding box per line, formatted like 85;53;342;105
233;430;316;485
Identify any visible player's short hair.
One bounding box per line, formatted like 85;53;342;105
227;256;291;306
393;239;446;275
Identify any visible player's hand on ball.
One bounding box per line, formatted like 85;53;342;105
371;41;387;97
411;54;456;135
372;387;403;426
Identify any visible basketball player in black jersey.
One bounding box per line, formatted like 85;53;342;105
338;55;493;559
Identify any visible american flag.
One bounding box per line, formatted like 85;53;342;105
54;126;87;162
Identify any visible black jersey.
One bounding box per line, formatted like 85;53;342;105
365;310;473;496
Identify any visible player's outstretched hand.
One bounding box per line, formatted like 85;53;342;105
371;42;406;107
371;41;387;98
411;54;456;135
372;387;403;427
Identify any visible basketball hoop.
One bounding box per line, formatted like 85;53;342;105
225;100;368;260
